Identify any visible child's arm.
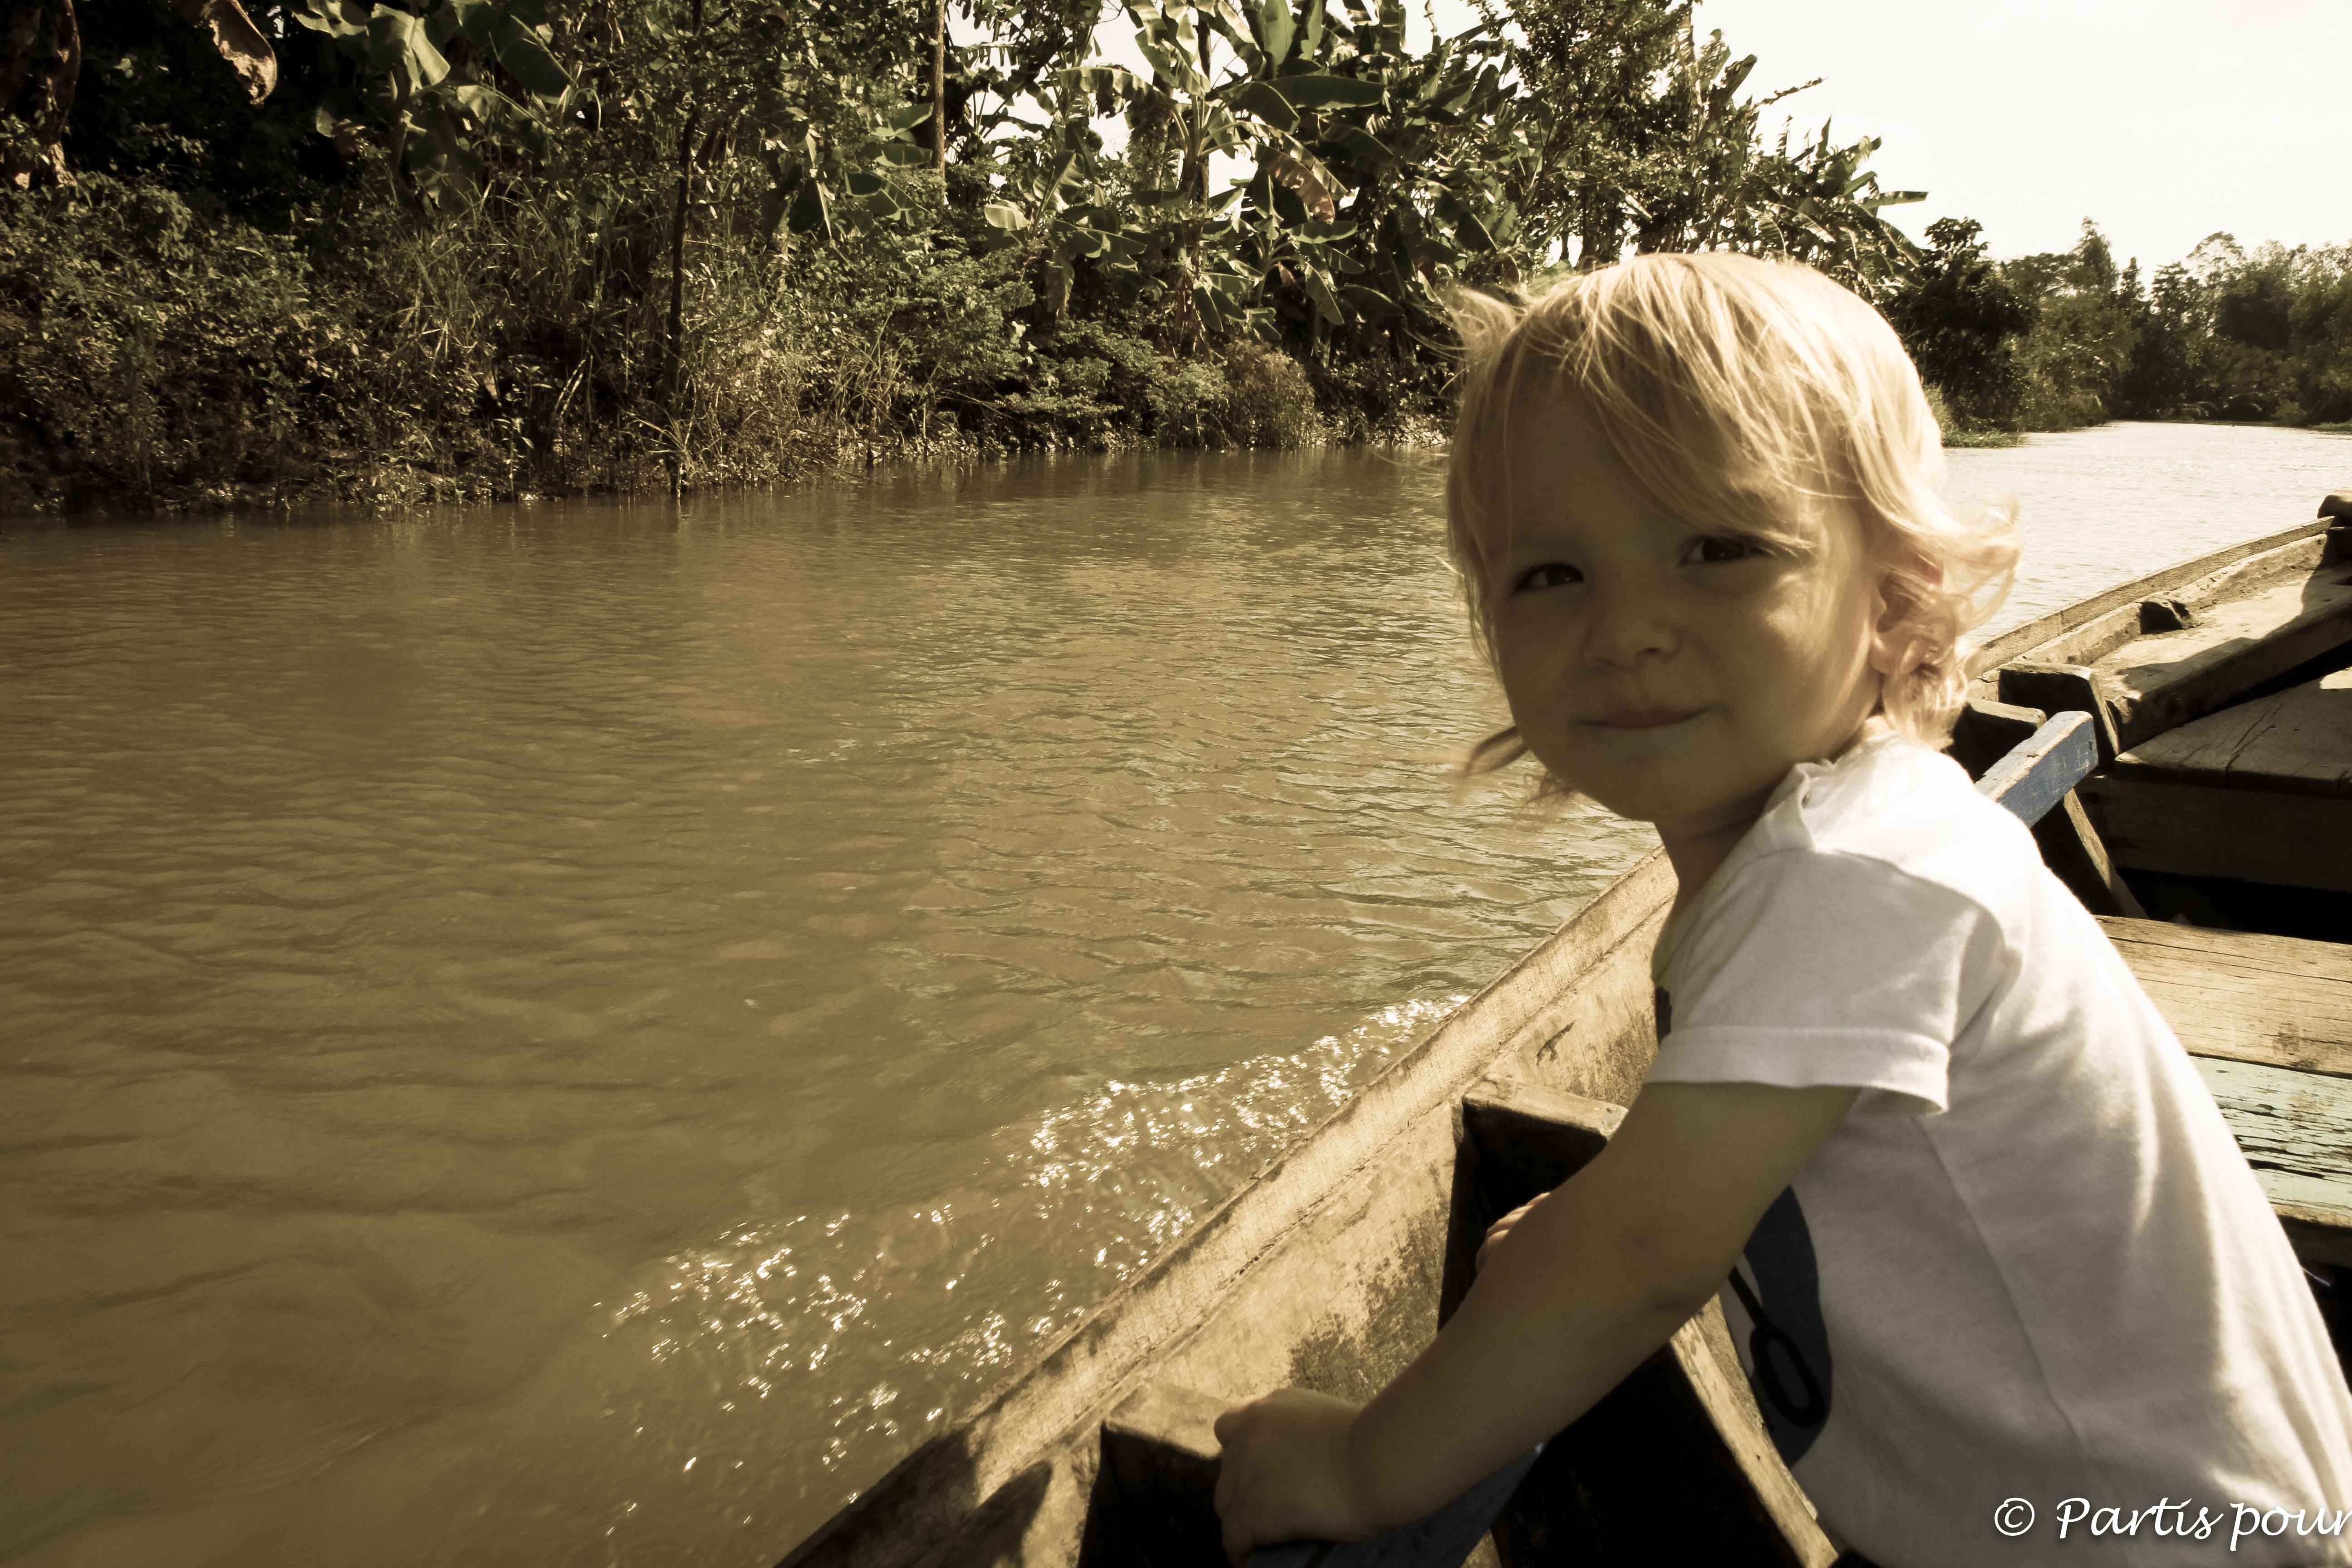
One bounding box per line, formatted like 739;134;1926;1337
1213;1079;1859;1555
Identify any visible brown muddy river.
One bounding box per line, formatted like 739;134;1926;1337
3;421;2347;1566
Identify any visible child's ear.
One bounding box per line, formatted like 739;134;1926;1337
1865;553;1939;680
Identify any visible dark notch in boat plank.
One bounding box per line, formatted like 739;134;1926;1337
1946;697;2045;780
2078;775;2352;896
1996;663;2121;763
1460;1079;1623;1205
1093;1382;1229;1566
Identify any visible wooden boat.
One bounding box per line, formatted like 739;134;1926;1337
780;500;2352;1568
1968;502;2352;1276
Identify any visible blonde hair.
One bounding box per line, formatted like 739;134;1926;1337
1444;252;2018;794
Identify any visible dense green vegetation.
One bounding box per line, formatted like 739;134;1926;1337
1887;216;2352;442
0;0;1926;511
0;0;2341;513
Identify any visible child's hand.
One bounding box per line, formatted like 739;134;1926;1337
1477;1193;1549;1273
1211;1387;1375;1562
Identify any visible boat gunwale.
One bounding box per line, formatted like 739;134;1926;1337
1968;517;2332;677
780;851;1676;1566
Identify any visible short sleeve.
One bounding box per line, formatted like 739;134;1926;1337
1648;850;2005;1116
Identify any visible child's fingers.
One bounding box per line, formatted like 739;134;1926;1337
1212;1399;1253;1517
1477;1196;1545;1272
1486;1197;1540;1239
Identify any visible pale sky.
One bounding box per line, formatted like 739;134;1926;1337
1424;0;2350;268
1071;0;2350;270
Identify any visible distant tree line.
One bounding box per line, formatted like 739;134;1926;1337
0;0;1921;511
1888;216;2352;438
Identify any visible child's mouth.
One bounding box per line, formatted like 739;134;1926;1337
1584;708;1702;730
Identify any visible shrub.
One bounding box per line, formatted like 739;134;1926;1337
1220;342;1321;449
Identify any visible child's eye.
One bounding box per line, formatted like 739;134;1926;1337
1684;534;1763;565
1512;562;1583;592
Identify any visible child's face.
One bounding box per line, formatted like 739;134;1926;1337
1479;389;1893;843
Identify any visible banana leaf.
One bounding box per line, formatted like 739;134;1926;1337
1272;72;1382;109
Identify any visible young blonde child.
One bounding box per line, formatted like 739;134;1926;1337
1210;253;2352;1566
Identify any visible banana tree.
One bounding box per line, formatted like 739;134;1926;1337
1020;0;1531;347
3;0;277;188
1716;120;1923;302
289;0;572;206
1220;0;1532;342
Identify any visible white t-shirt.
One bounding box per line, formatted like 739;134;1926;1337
1646;730;2352;1567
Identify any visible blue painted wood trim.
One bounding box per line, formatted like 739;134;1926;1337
2195;1056;2352;1231
1974;710;2098;827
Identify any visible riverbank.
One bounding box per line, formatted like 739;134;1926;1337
6;176;2331;518
1;175;1407;518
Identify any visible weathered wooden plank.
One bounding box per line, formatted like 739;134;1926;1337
2078;774;2352;897
2118;666;2352;799
2196;1057;2352;1253
2097;567;2352;753
2169;534;2334;617
2016;601;2146;672
1975;711;2097;826
2101;916;2352;1078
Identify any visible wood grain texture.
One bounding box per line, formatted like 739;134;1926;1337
2078;774;2352;895
2195;1057;2352;1237
2118;666;2352;798
2100;916;2352;1077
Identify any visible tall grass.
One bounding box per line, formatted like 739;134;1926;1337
0;171;1336;515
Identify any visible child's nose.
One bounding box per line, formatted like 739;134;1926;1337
1581;582;1677;668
